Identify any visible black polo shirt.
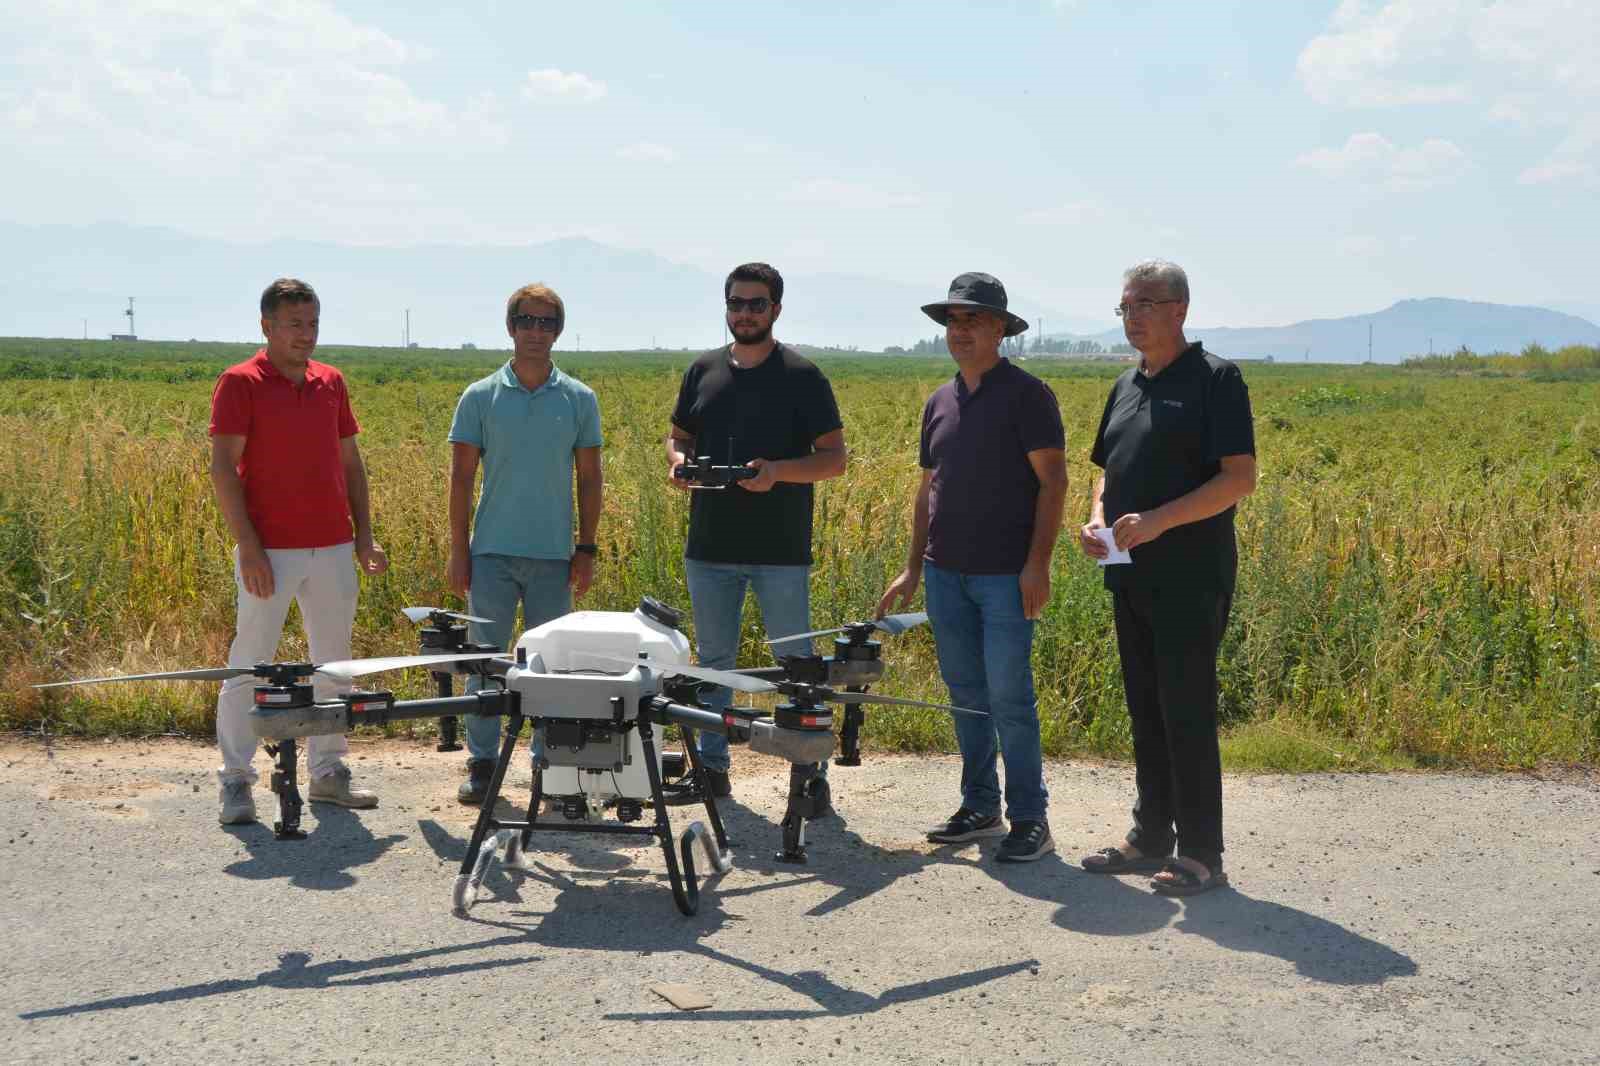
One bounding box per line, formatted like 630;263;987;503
670;343;843;566
1090;342;1255;592
920;358;1065;575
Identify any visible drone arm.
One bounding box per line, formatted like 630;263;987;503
645;698;836;765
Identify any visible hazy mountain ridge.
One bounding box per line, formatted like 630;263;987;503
1070;297;1600;363
4;223;1594;360
0;222;1092;351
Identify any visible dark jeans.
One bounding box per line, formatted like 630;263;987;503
924;563;1048;823
1111;583;1233;870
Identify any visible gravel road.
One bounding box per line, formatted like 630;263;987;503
1;737;1595;1065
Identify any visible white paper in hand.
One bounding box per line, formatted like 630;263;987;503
1094;527;1132;566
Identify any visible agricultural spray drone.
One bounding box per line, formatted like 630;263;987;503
36;599;972;917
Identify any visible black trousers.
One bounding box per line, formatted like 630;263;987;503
1111;583;1233;870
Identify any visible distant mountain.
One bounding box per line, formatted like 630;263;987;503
1084;298;1600;363
0;222;1091;351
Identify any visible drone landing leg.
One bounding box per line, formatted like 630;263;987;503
434;671;462;752
453;708;524;914
680;725;731;852
776;762;822;864
266;739;306;841
836;704;865;767
640;719;699;916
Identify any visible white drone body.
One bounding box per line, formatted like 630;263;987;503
507;606;693;818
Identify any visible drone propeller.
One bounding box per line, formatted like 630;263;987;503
34;652;506;690
765;611;930;645
585;653;985;718
400;606;497;626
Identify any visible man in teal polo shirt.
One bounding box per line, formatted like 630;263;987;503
447;282;603;803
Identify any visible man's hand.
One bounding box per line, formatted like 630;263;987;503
1019;560;1051;620
740;457;782;493
447;550;471;598
1111;509;1169;551
569;552;596;599
668;456;691;492
877;568;921;619
356;538;389;576
239;543;275;600
1078;520;1109;559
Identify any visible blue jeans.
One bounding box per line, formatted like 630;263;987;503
923;563;1048;823
684;559;812;772
464;554;571;761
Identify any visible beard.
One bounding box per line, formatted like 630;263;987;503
729;320;772;345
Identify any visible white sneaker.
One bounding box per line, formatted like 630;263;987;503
308;765;378;809
219;779;257;825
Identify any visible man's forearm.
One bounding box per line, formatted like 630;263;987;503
1153;465;1255;530
1089;475;1106;525
448;469;474;553
1025;476;1067;570
772;447;847;484
666;431;692;465
209;462;261;550
344;458;374;542
904;482;931;573
576;472;602;544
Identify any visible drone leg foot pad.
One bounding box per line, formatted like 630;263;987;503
775;849;809;865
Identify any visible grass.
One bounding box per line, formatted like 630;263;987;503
1;337;1596;772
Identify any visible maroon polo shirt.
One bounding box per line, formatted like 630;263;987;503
209;350;360;549
919;358;1065;574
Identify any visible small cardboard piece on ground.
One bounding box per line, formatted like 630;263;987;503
651;983;713;1011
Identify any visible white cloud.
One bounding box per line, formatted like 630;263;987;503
616;141;677;163
1297;0;1471;107
1297;1;1600;185
1295;132;1468;190
1019;201;1100;226
783;178;927;210
0;2;508;241
523;68;608;101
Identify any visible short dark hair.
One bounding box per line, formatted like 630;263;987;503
260;278;319;316
724;262;783;305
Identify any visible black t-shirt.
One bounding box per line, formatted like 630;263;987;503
1089;343;1255;592
919;359;1065;574
670;344;844;565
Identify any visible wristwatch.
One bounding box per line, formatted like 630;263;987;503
573;543;599;556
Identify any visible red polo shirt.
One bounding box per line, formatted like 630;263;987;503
209;350;360;549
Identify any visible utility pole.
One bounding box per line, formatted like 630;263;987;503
1367;322;1373;362
405;308;411;348
82;318;87;340
125;297;136;339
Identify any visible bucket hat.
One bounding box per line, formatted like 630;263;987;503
921;272;1029;337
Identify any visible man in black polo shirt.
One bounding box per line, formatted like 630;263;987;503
1078;259;1256;896
878;272;1067;863
666;262;847;797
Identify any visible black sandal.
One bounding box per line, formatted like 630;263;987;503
1150;858;1229;897
1081;846;1169;875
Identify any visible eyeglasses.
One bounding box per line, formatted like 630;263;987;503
1114;299;1180;319
510;313;561;332
725;297;772;314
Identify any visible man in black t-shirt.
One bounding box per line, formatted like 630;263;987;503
665;262;847;796
1077;259;1257;896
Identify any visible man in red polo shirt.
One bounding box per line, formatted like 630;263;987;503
208;278;389;825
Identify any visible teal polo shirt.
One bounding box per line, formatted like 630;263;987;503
448;362;603;560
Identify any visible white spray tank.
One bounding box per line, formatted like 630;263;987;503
513;603;691;810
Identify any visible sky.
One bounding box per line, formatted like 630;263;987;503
2;0;1596;333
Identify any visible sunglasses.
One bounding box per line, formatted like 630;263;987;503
510;313;561;332
725;297;772;313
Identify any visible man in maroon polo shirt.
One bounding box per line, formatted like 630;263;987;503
208;278;389;826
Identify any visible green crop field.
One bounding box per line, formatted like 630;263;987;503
2;336;1597;771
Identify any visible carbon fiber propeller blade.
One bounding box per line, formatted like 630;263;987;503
400;606;497;625
765;611;931;645
35;667;255;688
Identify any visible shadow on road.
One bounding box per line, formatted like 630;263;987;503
1048;870;1418;985
220;803;405;891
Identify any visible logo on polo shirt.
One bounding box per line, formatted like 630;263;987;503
1162;399;1185;408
